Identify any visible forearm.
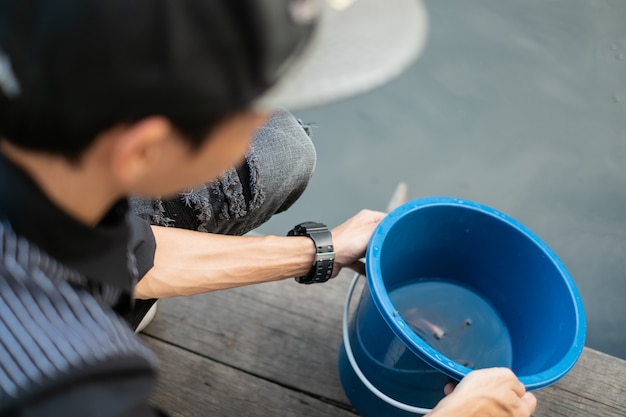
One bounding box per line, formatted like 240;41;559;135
134;225;315;299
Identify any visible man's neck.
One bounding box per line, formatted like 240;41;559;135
0;141;122;226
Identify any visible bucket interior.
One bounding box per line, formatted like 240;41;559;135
366;199;585;389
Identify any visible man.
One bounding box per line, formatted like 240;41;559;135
0;1;536;416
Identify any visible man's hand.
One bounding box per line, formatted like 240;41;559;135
429;368;537;417
330;209;386;278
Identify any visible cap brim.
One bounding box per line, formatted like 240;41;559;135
256;0;429;111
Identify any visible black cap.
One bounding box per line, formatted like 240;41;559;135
0;0;429;125
0;0;318;129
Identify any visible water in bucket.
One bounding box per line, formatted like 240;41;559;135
389;279;512;370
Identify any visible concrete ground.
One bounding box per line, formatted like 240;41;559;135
256;0;626;360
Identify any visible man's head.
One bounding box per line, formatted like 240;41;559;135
0;0;428;199
0;0;316;161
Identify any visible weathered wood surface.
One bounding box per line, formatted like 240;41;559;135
141;270;626;417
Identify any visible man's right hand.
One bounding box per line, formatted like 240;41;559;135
428;368;537;417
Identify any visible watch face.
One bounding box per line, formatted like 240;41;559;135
289;222;334;284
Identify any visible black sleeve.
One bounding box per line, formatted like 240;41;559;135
127;213;157;281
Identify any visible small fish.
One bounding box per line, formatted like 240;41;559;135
415;318;446;340
402;308;446;339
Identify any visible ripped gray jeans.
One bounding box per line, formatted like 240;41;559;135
130;109;316;235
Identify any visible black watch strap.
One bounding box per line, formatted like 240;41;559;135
287;221;335;284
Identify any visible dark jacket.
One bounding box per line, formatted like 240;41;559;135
0;154;165;417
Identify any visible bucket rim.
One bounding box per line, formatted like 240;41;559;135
365;196;587;390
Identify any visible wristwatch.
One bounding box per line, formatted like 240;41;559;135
287;221;335;284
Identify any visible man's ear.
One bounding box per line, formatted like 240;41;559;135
108;117;173;187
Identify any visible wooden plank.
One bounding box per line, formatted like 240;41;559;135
143;272;626;416
534;348;626;417
140;336;357;417
142;271;359;403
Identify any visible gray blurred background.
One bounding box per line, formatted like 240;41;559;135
256;0;626;360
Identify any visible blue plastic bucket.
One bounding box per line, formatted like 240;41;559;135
338;197;586;416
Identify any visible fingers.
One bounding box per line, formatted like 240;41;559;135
500;369;526;399
521;392;537;415
331;260;365;279
444;368;535;417
443;382;457;396
503;371;536;415
331;209;386;269
469;368;524;395
348;260;366;276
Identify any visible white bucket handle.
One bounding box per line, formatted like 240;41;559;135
342;272;434;415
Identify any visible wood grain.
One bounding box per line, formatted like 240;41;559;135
143;269;626;416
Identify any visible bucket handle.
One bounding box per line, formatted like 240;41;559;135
343;272;434;415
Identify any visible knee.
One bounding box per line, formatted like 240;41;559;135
248;108;317;200
259;108;316;179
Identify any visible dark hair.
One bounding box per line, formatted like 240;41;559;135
0;94;227;161
0;0;315;161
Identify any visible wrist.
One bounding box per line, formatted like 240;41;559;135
290;235;318;276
